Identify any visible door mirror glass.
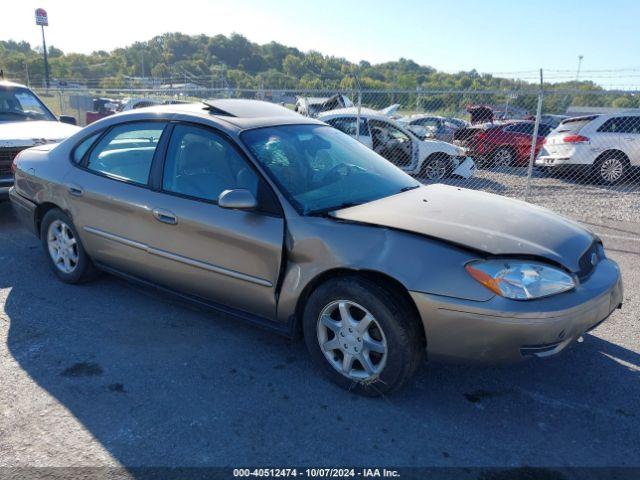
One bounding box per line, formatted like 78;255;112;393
218;189;258;210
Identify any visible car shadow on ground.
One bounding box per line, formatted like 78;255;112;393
1;202;639;470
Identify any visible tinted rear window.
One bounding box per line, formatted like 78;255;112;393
554;116;596;134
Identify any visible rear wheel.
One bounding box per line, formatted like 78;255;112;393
492;147;514;168
41;209;98;283
594;153;628;185
303;276;424;396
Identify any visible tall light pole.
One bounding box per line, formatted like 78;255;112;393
576;55;584;81
35;8;50;88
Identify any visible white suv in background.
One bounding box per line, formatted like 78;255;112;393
537;114;640;184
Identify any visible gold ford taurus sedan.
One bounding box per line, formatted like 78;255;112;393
9;100;623;395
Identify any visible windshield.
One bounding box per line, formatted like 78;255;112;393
242;124;419;215
0;87;56;122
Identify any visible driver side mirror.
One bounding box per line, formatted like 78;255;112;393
218;189;258;211
59;115;77;125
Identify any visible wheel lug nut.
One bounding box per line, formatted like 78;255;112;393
348;328;353;333
340;332;345;337
357;337;361;341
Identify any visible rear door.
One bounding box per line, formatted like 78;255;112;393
64;121;168;280
138;122;284;319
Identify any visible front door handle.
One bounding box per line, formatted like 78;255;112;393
67;184;84;197
152;208;178;225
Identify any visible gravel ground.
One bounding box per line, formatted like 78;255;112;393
0;193;639;475
438;166;640;223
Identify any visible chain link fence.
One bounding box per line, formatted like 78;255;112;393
34;86;640;224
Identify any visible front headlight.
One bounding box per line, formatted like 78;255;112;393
465;259;575;300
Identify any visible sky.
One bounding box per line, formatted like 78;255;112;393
1;0;639;87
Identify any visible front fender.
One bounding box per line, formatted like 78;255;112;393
276;216;493;324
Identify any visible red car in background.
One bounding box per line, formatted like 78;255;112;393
454;121;552;167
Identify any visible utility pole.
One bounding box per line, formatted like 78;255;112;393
35;8;50;88
24;62;30;87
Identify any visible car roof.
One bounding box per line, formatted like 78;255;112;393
318;107;388;121
0;80;31;89
109;99;323;131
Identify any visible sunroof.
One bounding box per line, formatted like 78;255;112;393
203;99;300;118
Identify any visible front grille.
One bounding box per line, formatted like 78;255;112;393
577;241;602;280
0;147;27;176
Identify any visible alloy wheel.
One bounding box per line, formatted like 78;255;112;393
422;158;449;181
47;220;79;274
493;149;513;168
599;157;624;183
316;300;387;381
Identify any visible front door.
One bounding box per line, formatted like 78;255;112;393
139;123;284;319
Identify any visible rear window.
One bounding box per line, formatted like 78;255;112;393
554;116;597;135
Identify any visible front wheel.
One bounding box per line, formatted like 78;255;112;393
418;154;451;181
41;209;98;283
303;276;424;396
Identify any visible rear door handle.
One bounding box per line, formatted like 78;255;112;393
67;184;84;197
152;208;178;225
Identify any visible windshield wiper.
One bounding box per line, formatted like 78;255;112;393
399;184;420;193
307;201;365;216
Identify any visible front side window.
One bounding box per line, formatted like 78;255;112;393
0;87;56;122
162;124;259;202
242;125;418;215
598;116;640;134
368;119;413;167
86;122;165;184
413;118;441;129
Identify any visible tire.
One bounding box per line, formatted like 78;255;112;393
593;153;628;185
41;208;98;283
302;276;424;396
418;154;451;181
492;147;514;168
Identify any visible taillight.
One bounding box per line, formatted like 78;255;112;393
563;134;590;143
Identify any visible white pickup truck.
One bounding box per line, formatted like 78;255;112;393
0;80;80;199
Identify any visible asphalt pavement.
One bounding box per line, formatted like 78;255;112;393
0;200;638;475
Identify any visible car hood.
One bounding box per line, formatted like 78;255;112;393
0;120;81;147
331;184;594;272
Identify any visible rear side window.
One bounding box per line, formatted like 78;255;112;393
86;122;165;185
72;132;101;164
598;116;640;134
